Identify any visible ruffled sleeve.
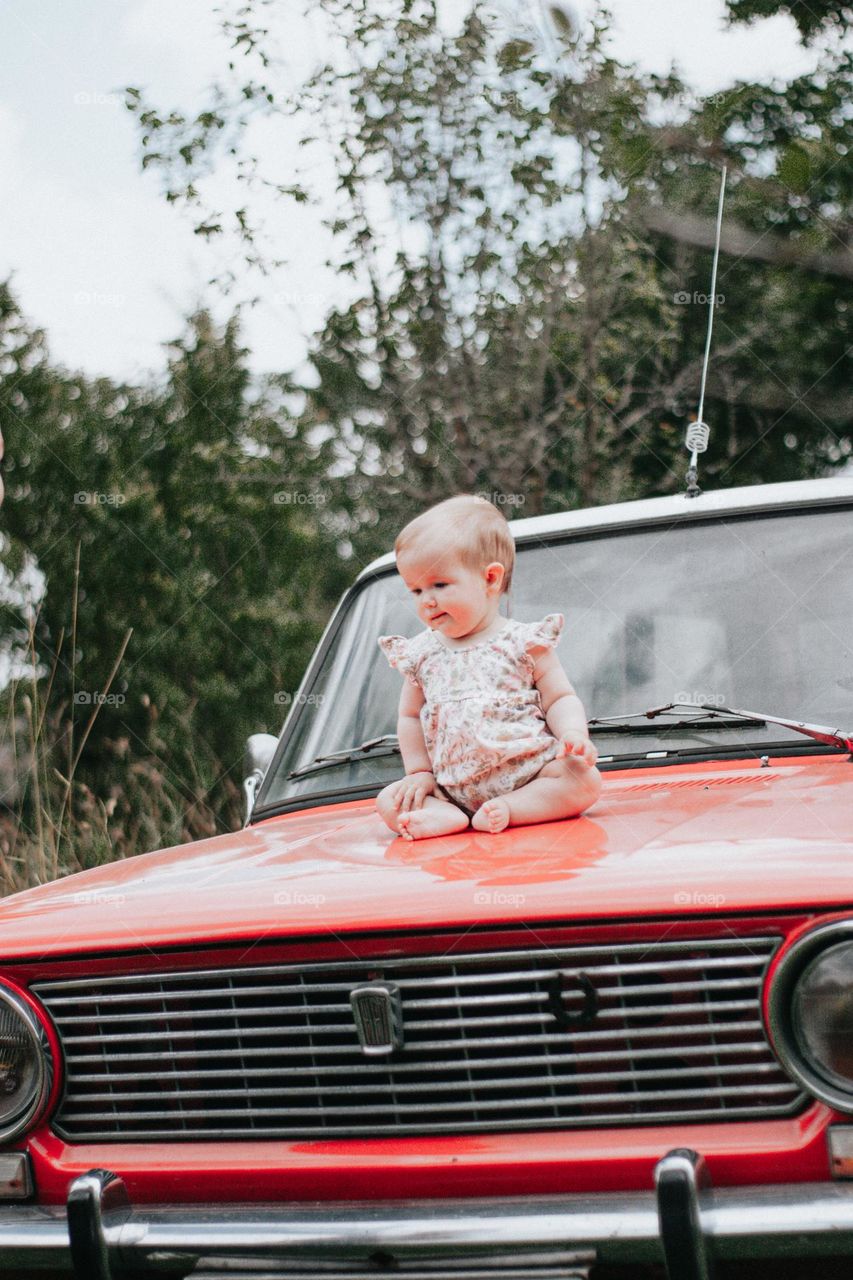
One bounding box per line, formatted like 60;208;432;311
520;612;564;665
377;634;421;687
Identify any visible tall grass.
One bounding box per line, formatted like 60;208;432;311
1;579;243;899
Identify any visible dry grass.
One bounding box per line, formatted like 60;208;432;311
1;570;240;899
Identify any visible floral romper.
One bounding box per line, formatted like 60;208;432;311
378;613;565;817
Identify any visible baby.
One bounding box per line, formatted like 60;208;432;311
375;494;602;840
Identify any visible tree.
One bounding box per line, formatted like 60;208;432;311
124;0;851;561
1;284;350;854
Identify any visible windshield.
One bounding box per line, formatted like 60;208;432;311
257;507;853;812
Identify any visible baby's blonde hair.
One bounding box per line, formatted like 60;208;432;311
394;494;516;596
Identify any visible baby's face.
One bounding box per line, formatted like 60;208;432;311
397;548;503;639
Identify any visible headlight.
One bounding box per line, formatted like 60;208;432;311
768;921;853;1112
0;985;53;1142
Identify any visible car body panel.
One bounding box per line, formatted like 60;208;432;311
20;1105;835;1205
0;754;850;958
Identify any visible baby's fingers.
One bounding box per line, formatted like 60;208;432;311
390;784;406;809
398;788;417;814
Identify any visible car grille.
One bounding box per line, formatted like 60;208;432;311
34;936;803;1141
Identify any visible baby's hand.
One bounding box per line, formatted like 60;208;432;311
390;771;438;814
556;733;599;768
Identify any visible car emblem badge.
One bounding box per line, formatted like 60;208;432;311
548;970;599;1029
349;981;404;1056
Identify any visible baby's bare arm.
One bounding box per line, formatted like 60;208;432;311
397;678;432;775
533;650;594;747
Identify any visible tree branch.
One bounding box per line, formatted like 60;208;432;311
638;206;853;281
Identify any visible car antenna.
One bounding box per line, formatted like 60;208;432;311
685;164;728;499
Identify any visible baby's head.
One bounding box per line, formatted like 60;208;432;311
394;495;516;636
395;494;515;591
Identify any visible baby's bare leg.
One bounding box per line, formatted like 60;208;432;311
472;757;602;834
376;785;470;840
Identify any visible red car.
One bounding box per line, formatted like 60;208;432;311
1;476;853;1279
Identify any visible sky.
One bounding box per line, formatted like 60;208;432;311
0;0;831;386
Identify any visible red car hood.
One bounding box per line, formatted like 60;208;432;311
2;755;851;958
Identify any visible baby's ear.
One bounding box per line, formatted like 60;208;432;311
484;561;505;590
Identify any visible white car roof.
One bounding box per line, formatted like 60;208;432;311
355;475;853;581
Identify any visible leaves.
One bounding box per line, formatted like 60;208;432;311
1;289;350;840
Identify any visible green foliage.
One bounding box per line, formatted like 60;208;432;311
120;0;851;562
1;284;351;861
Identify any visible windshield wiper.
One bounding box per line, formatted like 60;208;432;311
589;701;853;753
286;699;852;783
287;734;400;781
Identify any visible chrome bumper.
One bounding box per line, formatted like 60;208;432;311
2;1152;853;1278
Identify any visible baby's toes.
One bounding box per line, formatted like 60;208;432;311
489;801;511;833
397;812;415;840
472;798;511;834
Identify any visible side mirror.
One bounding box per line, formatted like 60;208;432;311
242;733;278;826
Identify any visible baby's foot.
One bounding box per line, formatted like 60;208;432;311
471;796;512;834
397;806;471;841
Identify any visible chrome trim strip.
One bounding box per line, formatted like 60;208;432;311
33;939;771;993
60;1084;798;1123
57;1000;760;1045
61;1041;773;1082
59;1018;769;1062
46;979;765;1022
47;978;764;1025
58;1064;788;1104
